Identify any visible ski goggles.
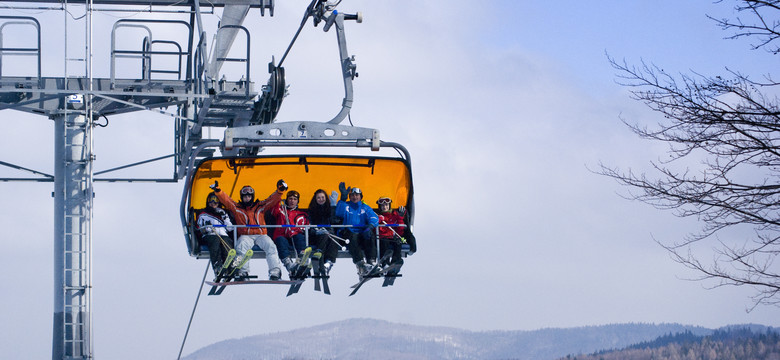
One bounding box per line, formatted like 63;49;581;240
376;197;392;205
286;190;300;200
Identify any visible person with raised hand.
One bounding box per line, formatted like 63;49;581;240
212;179;287;280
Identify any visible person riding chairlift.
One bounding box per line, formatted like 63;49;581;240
376;196;416;267
196;192;235;276
270;190;311;277
212;180;287;280
307;189;339;275
334;183;379;277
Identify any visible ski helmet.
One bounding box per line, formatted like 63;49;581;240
240;185;255;202
349;187;363;201
376;196;392;205
207;193;219;204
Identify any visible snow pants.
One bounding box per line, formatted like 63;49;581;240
203;233;234;275
309;229;340;263
342;229;376;264
273;233;308;260
236;234;283;276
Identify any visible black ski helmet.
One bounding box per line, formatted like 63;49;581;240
240;185;255;203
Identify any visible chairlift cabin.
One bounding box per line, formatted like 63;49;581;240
180;121;415;260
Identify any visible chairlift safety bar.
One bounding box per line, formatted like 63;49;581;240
195;223;408;259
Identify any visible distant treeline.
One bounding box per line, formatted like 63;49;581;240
561;327;780;360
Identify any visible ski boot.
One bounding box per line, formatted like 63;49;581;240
355;260;372;276
323;260;334;276
282;257;298;275
212;261;223;276
269;267;282;281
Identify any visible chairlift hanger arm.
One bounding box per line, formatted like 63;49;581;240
275;1;362;125
316;3;362;125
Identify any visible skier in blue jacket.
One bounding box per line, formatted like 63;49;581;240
334;182;379;276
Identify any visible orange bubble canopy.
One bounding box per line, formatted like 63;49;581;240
189;155;413;210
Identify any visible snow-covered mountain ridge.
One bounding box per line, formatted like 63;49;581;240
183;318;753;360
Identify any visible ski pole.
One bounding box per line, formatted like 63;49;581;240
326;232;349;251
381;221;407;243
213;230;233;251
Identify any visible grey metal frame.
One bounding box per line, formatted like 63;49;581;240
0;16;41;80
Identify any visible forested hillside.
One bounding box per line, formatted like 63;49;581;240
561;327;780;360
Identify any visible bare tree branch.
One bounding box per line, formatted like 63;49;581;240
601;0;780;309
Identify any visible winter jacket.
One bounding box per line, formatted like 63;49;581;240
215;189;283;236
196;206;233;237
307;202;333;226
377;210;405;239
335;200;379;233
270;204;310;239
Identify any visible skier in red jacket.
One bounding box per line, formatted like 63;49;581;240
376;196;416;267
270;190;311;276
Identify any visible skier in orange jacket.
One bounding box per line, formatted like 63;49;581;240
212;179;287;280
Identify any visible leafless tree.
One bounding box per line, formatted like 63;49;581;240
600;0;780;309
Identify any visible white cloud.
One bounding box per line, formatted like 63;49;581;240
2;2;780;359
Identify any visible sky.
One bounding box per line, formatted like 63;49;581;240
1;1;779;359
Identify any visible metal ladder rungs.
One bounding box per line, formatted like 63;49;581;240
64;303;88;309
63;338;86;342
64;286;88;291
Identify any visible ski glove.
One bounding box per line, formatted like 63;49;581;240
210;181;220;192
330;191;339;205
277;179;288;192
338;182;351;202
397;206;406;217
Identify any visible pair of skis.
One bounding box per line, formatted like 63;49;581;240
378;235;406;287
382;264;402;287
348;252;402;296
207;249;250;296
285;247;312;296
311;252;331;295
206;247;299;295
